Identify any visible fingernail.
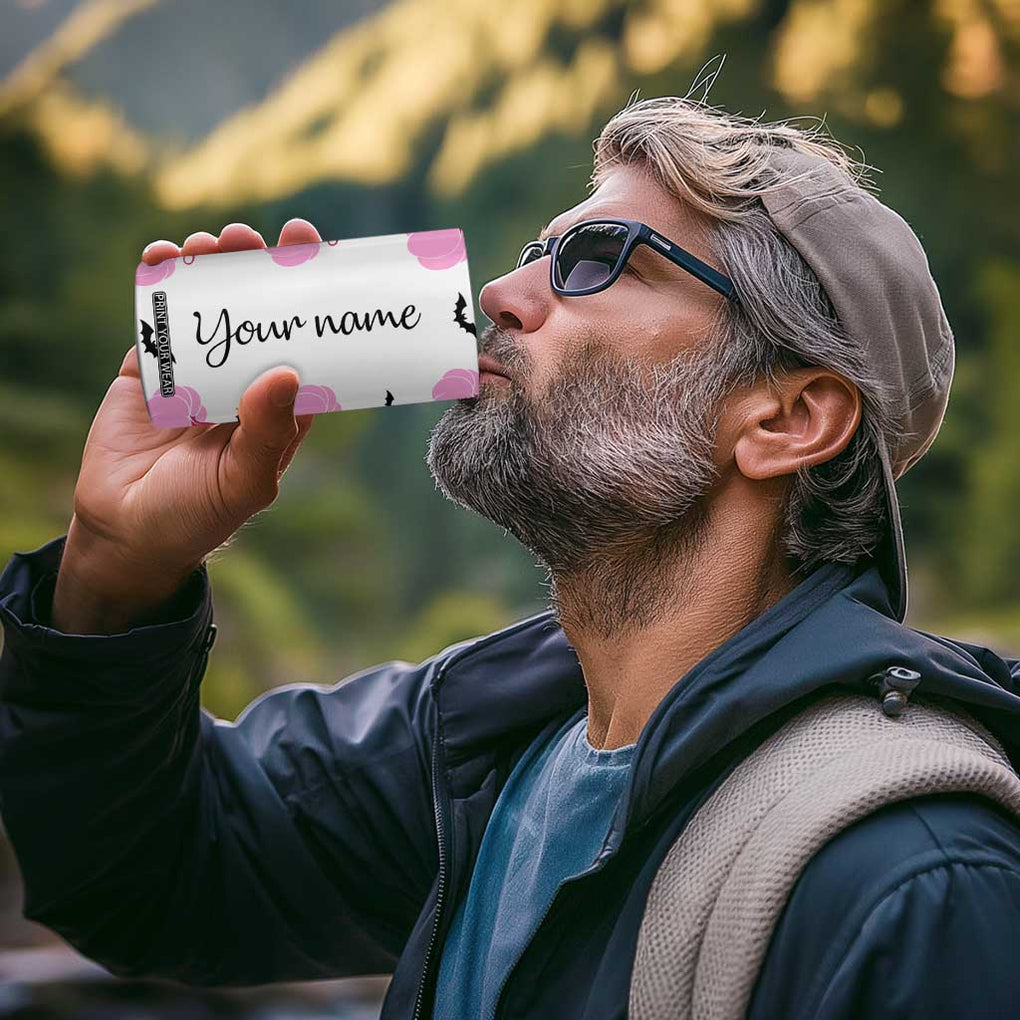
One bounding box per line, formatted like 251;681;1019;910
270;372;299;408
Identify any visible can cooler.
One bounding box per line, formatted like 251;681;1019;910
134;228;481;427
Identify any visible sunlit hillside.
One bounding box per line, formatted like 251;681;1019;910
3;0;1015;208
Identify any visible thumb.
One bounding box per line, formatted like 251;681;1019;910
224;366;301;511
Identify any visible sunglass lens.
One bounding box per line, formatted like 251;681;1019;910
553;222;628;291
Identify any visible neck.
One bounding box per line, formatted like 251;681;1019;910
550;497;799;750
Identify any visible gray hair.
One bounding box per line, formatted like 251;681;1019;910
589;83;909;579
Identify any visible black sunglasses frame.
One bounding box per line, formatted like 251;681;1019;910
516;217;738;302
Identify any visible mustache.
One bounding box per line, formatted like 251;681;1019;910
477;324;525;380
478;323;516;359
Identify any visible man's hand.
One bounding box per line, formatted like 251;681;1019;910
52;218;323;634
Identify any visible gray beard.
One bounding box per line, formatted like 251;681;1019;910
425;331;736;639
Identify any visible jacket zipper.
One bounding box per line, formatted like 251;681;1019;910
408;612;588;1020
192;622;217;689
412;685;450;1020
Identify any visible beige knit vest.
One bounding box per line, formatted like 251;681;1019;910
628;692;1020;1020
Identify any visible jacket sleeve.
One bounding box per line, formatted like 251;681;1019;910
0;534;440;986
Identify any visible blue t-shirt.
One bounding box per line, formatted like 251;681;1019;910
433;707;637;1018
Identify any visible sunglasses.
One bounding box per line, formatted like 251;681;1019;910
515;217;738;301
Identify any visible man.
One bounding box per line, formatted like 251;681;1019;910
1;94;1019;1019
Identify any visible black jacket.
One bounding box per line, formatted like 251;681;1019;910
1;533;1020;1019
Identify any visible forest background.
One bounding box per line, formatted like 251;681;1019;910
0;0;1017;1002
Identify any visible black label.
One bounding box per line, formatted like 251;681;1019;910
152;290;175;396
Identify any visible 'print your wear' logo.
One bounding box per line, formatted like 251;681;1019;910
139;290;176;396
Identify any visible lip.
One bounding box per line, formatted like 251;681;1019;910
478;354;511;380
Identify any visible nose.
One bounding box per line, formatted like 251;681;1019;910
479;267;548;334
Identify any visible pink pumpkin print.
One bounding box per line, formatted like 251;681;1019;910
266;242;321;267
294;384;342;415
147;385;208;428
135;258;176;285
407;229;466;270
433;367;479;400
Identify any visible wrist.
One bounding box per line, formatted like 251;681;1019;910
52;515;204;635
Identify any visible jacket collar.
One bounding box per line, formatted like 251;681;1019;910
430;554;1020;847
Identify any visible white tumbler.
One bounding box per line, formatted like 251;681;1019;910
134;227;480;427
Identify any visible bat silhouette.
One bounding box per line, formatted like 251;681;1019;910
453;292;476;336
139;319;176;363
385;390;394;406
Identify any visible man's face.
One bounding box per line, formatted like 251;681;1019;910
425;163;739;609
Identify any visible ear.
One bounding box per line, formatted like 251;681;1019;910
731;368;861;482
